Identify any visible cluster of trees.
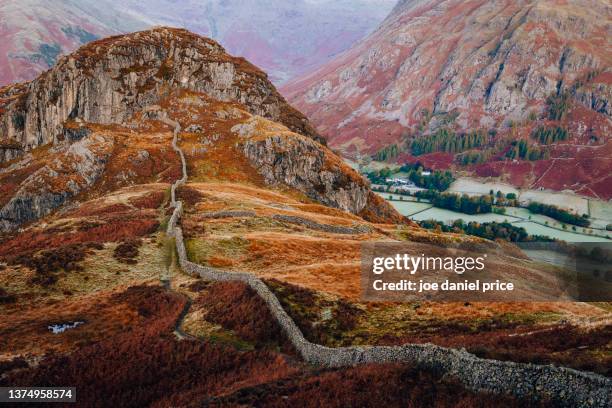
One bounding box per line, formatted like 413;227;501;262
547;91;571;120
411;129;487;156
418;219;554;243
527;202;590;227
505;139;548;161
365;165;454;191
415;190;493;215
399;163;454;191
364;167;394;184
457;149;493;165
532;126;568;144
373;144;400;161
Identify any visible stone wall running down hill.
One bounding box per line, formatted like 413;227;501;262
0;27;323;163
165;113;611;408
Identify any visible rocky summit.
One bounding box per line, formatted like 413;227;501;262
0;27;400;231
283;0;612;199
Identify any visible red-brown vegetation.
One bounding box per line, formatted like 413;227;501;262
5;242;103;286
0;285;178;358
466;324;612;376
0;215;159;257
128;191;166;209
196;281;289;349
379;323;612;376
266;279;362;345
0;286;16;304
74;203;132;217
205;363;549;408
0;357;28;376
0;162;45;208
1;283;554;407
2;285;296;408
177;185;205;207
113;239;142;264
185;279;210;293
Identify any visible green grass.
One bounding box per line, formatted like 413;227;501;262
185;236;249;265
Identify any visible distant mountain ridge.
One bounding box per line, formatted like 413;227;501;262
0;0;395;87
0;0;150;87
284;0;612;199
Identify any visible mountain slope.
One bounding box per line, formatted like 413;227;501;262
117;0;396;84
0;27;400;231
0;0;150;86
0;0;396;87
284;0;612;198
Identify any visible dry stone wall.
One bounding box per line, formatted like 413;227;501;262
271;214;371;234
165;115;611;407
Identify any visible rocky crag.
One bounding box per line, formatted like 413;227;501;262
283;0;612;198
0;27;609;406
0;27;322;162
0;28;400;231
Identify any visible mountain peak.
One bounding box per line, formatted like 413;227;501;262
0;28;402;231
0;26;323;163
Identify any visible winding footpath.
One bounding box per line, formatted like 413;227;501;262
163;116;611;407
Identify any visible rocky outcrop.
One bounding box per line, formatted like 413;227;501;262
285;0;611;144
238;122;403;223
242;134;368;214
574;78;611;116
0;28;404;231
0;27;322;163
0;133;113;231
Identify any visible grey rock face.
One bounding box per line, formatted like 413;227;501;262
242;134;369;214
574;82;611;116
285;0;611;153
0;27;322;163
0;134;113;232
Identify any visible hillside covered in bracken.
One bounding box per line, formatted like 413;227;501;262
284;0;612;199
0;27;610;407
